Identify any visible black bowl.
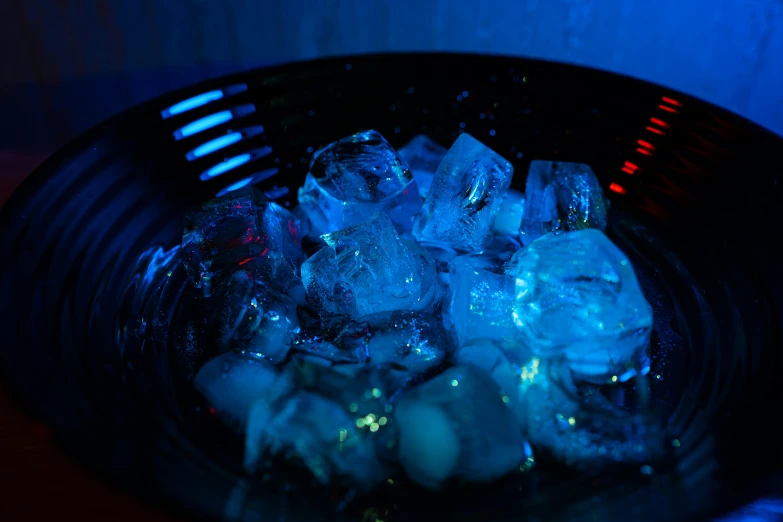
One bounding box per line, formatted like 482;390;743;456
1;53;781;522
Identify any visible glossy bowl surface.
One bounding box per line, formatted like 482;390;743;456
1;53;781;522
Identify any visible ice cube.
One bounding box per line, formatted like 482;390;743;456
402;239;439;312
506;229;653;379
290;336;363;365
454;338;661;466
519;160;608;245
182;187;304;297
194;352;292;427
336;311;450;375
245;359;408;476
493;188;525;237
445;256;517;347
395;365;526;488
301;213;429;319
412;133;514;253
298;130;421;235
457;338;581;431
397;134;448;198
459;234;522;270
246;391;388;486
209;269;299;363
521;373;663;467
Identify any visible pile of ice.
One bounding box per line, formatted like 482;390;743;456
176;129;660;491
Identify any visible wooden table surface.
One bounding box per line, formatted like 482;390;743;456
0;153;181;521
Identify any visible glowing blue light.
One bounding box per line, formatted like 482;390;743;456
714;497;783;521
179;111;233;138
214;168;279;196
618;368;638;382
204;153;252;178
191;133;242;158
219;177;254;194
166;90;223;116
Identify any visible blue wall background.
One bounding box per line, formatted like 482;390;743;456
1;0;782;154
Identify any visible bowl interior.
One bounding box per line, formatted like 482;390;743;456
1;53;782;522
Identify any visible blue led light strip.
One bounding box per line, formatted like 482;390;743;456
190;132;242;158
199;146;273;181
166;90;223;116
173;104;256;141
161;83;248;119
179;111;233;138
185;125;264;160
215;168;280;197
204;153;252;178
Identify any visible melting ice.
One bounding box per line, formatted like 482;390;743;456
298;130;422;235
412;133;514;253
159;130;663;493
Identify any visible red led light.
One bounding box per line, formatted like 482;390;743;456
661;96;683;107
637;147;653;156
650;117;670;128
646;126;666;136
624;161;639;171
609;183;626;194
658;105;679;113
637;139;655;150
622;167;636;174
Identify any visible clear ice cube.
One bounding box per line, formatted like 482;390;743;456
402;239;439;311
493;188;525;237
446;256;517;347
395;365;526;488
506;229;653;379
209;269;299;363
301;213;429;319
412;133;514;253
246;391;387;486
182;186;304;297
454;339;661;466
397;134;448;198
519;160;608;246
298;130;422;235
287;357;411;404
455;338;566;429
194;352;292;427
290;336;362;365
521;371;663;467
335;311;450;375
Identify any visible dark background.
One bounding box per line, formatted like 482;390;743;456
2;0;782;157
0;1;781;520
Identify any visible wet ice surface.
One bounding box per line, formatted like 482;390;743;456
301;213;428;319
396;365;527;488
519;161;608;246
298;130;422;235
454;338;663;466
446;256;517;347
182;186;304;297
493;188;525;237
246;391;388;486
335;311;450;375
208;269;298;362
507;229;653;380
413;133;514;252
194;352;291;427
397;134;448;198
149;131;664;497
